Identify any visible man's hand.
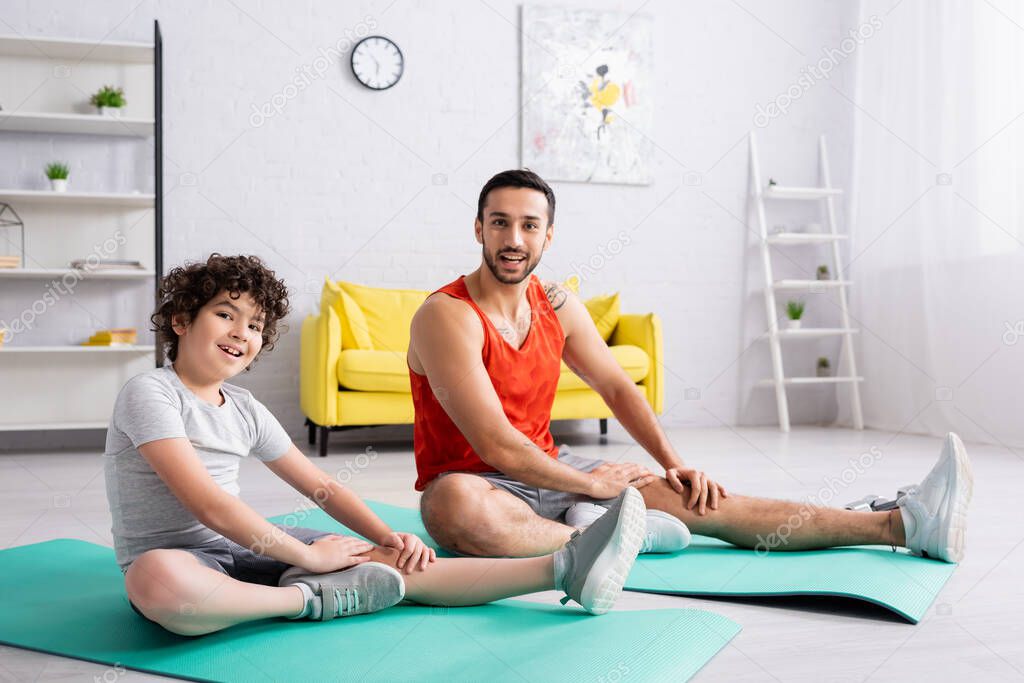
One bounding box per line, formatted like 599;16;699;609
380;531;437;574
588;462;659;499
666;467;728;515
300;534;374;574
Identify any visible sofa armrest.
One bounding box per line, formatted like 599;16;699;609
300;306;342;427
609;312;664;414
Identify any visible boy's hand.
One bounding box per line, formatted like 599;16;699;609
300;534;374;574
380;531;436;574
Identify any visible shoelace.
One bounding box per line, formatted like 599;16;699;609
639;530;657;554
331;587;360;616
558;530;582;604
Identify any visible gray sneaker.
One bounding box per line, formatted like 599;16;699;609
279;561;406;620
555;487;646;615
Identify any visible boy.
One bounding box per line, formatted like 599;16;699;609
105;253;647;636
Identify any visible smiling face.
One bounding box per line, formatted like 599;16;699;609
171;290;265;380
475;186;554;285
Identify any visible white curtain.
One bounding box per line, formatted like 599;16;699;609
836;0;1024;448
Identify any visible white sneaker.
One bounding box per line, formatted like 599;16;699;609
566;502;691;554
898;432;974;563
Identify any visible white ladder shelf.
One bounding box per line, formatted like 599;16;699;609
748;131;864;432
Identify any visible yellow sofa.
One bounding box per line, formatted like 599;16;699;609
300;279;664;456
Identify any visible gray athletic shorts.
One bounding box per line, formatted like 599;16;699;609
126;525;332;620
447;445;617;521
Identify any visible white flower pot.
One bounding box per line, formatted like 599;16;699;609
98;106;122;118
816;366;830;377
50;179;68;193
786;319;802;330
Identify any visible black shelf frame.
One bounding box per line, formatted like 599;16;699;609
154;19;164;367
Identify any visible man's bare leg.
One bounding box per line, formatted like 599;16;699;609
421;473;575;556
641;479;905;551
421;472;906;557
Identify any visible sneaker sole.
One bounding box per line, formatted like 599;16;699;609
940;433;974;563
579;488;646;615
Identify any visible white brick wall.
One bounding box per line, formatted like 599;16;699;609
1;0;862;449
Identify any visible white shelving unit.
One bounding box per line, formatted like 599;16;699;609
772;279;853;291
766;233;847;246
771;327;859;340
748;131;864;432
0;268;156;279
0;35;154;62
0;189;155;207
0;25;164;433
0;111;154;137
0;345;156;353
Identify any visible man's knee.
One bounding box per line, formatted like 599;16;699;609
420;474;510;555
421;474;488;525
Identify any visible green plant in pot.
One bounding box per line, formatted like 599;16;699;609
45;162;70;193
816;356;831;377
785;299;805;330
90;85;126;117
817;264;830;280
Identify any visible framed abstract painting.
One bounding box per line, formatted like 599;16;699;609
521;5;654;185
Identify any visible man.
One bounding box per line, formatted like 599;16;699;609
406;169;972;563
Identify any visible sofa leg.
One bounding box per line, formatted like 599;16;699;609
319;426;329;457
307;420;316;445
599;418;608;436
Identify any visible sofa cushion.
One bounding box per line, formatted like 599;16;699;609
338;344;650;394
338;281;429;353
322;280;374;350
584;293;621;341
558;344;649;391
338;349;412;393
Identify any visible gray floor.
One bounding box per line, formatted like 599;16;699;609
0;424;1021;682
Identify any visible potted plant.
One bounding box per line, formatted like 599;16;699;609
817;264;830;280
816;356;831;377
90;85;126;117
45;162;70;192
785;300;805;329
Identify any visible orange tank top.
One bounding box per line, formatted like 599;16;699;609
409;274;565;491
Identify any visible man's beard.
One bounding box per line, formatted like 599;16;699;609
482;246;540;284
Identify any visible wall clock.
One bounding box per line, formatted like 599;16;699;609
350;36;403;90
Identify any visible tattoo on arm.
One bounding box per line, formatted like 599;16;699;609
544;282;568;311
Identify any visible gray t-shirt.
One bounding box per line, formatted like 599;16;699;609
103;364;292;569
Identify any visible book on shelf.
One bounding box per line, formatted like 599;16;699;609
0;255;21;268
69;258;145;271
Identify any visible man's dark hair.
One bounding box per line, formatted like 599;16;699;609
476;169;556;226
150;253;290;366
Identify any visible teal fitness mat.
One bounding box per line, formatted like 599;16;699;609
0;539;739;683
284;501;956;624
